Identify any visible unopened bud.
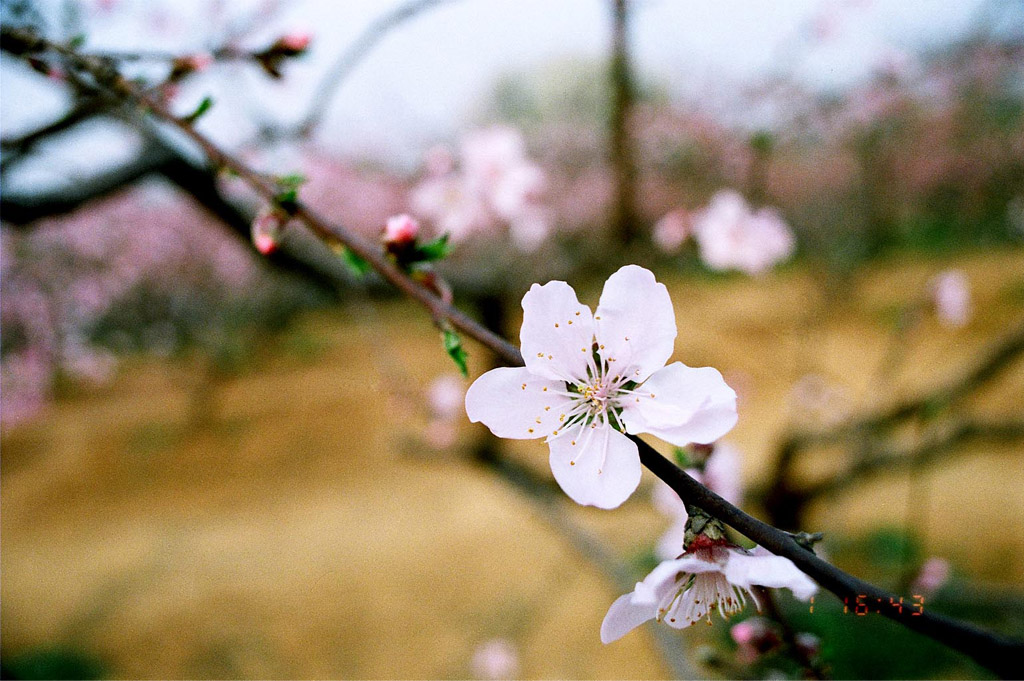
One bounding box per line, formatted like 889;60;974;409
276;32;311;54
384;214;420;244
251;208;283;255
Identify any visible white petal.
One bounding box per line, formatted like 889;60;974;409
594;265;676;382
703;442;743;506
548;424;640;509
520;281;595;382
622;363;737;446
600;592;655;643
656;518;688;561
723;547;818;601
465;367;574;439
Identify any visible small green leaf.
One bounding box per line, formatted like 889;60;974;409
442;328;468;377
673;447;694;468
68;34;87;49
414;234;453;262
183;95;214;123
274;173;306;209
338;247;371;278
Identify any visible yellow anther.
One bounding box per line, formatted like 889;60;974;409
537;352;544;358
542;387;548;392
544;406;551;411
528;428;534;433
521;383;526;390
567;320;573;325
555;323;559;328
575;311;580;316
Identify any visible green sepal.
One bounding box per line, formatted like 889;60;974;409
442;328;468;377
274;173;306;211
413;234;453;263
673;447;694;468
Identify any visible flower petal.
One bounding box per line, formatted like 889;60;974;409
594;265;676;382
465;367;573;439
520;281;595;382
621;362;737;445
600;592;654;643
548;424;640;509
723;547;817;601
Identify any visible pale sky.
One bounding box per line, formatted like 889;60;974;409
0;0;994;180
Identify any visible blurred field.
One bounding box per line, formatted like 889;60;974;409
3;249;1023;679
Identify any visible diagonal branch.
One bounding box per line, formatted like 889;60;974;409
4;26;1022;678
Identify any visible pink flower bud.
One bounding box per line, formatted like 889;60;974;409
384;214;420;244
251;209;282;255
185;52;214;72
278;32;311;53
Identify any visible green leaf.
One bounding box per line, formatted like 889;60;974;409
673;447;694;468
442;328;468;377
274;173;306;209
68;34;87;49
414;234;453;262
338;247;371;278
183;95;214;123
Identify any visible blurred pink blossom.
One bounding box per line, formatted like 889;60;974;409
730;616;782;664
470;639;519;680
912;557;951;594
427;374;465;421
652;209;692;253
411;126;551;251
930;269;971;328
692;190;795;275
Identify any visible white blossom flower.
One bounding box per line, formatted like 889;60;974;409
930;270;971;328
601;544;817;643
692;190;795;275
465;265;737;509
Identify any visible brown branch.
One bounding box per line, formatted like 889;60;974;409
5;26;1023;678
0;97;105;171
802;420;1024;500
764;320;1024;527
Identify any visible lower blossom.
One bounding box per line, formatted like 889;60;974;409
601;543;816;643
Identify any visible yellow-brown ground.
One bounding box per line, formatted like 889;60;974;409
3;249;1023;679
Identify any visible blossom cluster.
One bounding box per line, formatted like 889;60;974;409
411;126;551;251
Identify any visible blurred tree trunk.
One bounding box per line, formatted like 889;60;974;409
609;0;639;245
